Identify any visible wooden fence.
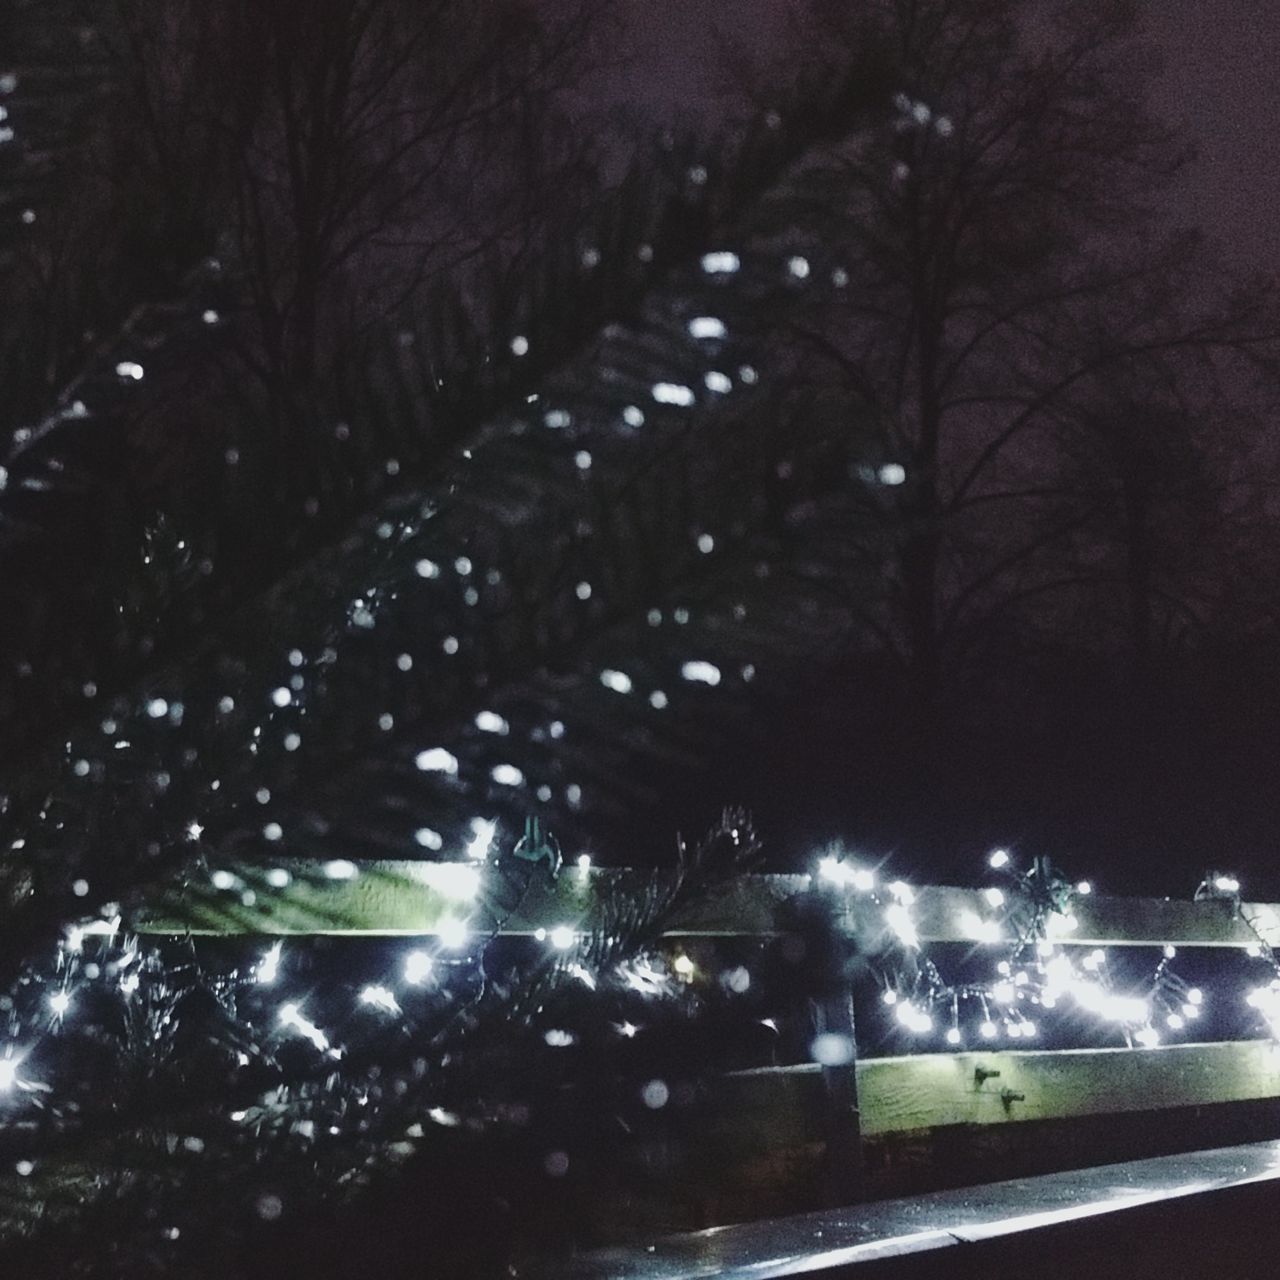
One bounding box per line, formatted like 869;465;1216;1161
133;863;1280;1232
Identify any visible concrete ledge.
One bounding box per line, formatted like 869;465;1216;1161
535;1139;1280;1279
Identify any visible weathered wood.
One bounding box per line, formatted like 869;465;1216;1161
722;1039;1280;1136
131;862;1280;948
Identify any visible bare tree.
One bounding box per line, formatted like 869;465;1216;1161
738;0;1279;707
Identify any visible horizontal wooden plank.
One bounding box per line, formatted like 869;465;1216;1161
130;862;811;936
131;862;1280;948
720;1039;1280;1137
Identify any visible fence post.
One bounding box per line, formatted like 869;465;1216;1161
816;980;864;1206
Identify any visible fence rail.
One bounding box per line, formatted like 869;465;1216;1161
132;862;1280;948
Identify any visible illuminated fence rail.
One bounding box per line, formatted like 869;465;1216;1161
133;866;1280;1235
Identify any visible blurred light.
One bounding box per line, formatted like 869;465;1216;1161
359;985;399;1014
404;951;433;985
549;925;575;950
989;849;1010;869
438;918;468;949
464;818;496;861
257;941;282;985
415;748;459;774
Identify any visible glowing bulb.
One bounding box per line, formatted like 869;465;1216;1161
438;918;469;949
945;1027;962;1046
884;903;918;948
0;1059;17;1090
404;951;433;984
979;1020;997;1039
673;954;696;979
359;985;399;1014
549;925;575;950
1076;880;1093;895
464;818;496;861
257;941;282;984
49;992;71;1017
983;887;1005;908
576;854;591;872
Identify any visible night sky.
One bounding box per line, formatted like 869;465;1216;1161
616;1;1280;269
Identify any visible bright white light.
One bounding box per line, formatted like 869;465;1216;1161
49;992;71;1017
958;910;1002;944
652;382;695;407
1167;1013;1184;1030
577;854;591;872
894;1003;932;1034
415;558;440;578
146;698;169;719
323;859;357;880
881;989;898;1006
266;867;291;888
983;887;1005;908
432;863;481;902
649;690;668;709
404;951;433;984
681;660;721;686
988;849;1010;869
510;335;529;356
979;1020;997;1039
278;1004;329;1052
1215;875;1241;894
0;1059;17;1090
1188;988;1203;1005
359;985;400;1014
884;903;918;949
623;405;645;428
574;450;592;471
878;463;907;486
886;880;915;905
464;817;496;861
115;361;144;381
415;828;443;851
490;763;524;786
945;1027;962;1046
474;710;509;735
688;316;727;340
599;669;633;694
673;954;696;979
1046;911;1078;937
257;941;282;984
704;371;732;394
701;251;740;274
992;981;1015;1005
211;869;237;891
549;925;575;949
415;747;459;774
1076;881;1093;896
438;917;468;948
787;255;810;280
270;686;291;708
1135;1026;1161;1048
